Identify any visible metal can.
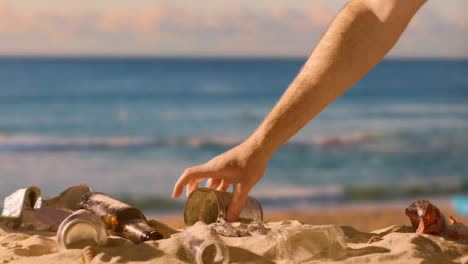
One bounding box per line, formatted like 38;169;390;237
184;187;263;226
1;185;91;232
1;186;41;218
57;209;108;250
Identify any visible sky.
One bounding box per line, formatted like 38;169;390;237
0;0;466;58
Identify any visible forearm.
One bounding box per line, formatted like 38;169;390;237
247;0;425;158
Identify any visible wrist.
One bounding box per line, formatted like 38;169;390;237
243;132;276;162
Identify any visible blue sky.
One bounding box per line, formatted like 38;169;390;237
0;0;466;57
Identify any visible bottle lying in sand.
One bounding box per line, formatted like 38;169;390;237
172;222;229;264
79;192;163;243
178;231;229;264
267;224;348;261
57;209;108;250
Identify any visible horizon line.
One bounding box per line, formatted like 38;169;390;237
0;54;467;61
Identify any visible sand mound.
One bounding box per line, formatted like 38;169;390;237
1;220;467;263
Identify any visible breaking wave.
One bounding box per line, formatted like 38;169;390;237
0;132;390;152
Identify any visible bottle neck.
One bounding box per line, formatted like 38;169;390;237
122;219;163;243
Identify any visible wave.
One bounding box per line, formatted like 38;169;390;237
0;132;387;152
0;135;161;152
289;132;384;149
0;129;464;153
0;134;245;152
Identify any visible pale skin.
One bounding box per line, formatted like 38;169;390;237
172;0;427;221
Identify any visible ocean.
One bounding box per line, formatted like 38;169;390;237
0;57;467;213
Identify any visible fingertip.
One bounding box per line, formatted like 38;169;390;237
226;191;248;222
217;180;230;192
225;212;237;222
172;168;194;200
174;163;212;199
205;178;213;188
226;207;242;222
186;180;199;197
206;178;222;190
172;186;182;199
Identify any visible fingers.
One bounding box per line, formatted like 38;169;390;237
186;180;200;197
217;180;230;192
172;163;216;199
206;178;221;189
226;184;249;222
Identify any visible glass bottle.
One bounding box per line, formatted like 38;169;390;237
79;192;163;243
173;230;229;264
57;209;108;250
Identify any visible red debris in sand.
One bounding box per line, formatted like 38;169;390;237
405;200;444;235
447;216;468;241
406;200;468;242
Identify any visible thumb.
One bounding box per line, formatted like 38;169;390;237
226;185;249;222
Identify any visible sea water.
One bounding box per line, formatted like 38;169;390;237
0;57;467;213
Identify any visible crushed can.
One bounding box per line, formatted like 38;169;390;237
0;184;91;232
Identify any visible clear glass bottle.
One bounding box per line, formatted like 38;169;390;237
79;192;163;244
174;230;229;264
267;224;347;261
57;209;108;250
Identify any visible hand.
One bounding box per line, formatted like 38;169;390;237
172;139;269;222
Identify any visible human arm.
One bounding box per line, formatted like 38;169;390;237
172;0;426;221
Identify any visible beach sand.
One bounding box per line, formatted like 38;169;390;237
1;203;468;264
159;198;468;232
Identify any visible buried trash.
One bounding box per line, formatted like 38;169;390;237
405;199;468;242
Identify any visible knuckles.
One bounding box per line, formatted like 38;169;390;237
183;168;193;176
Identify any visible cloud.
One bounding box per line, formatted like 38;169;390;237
392;5;468;58
0;2;466;57
0;3;334;56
